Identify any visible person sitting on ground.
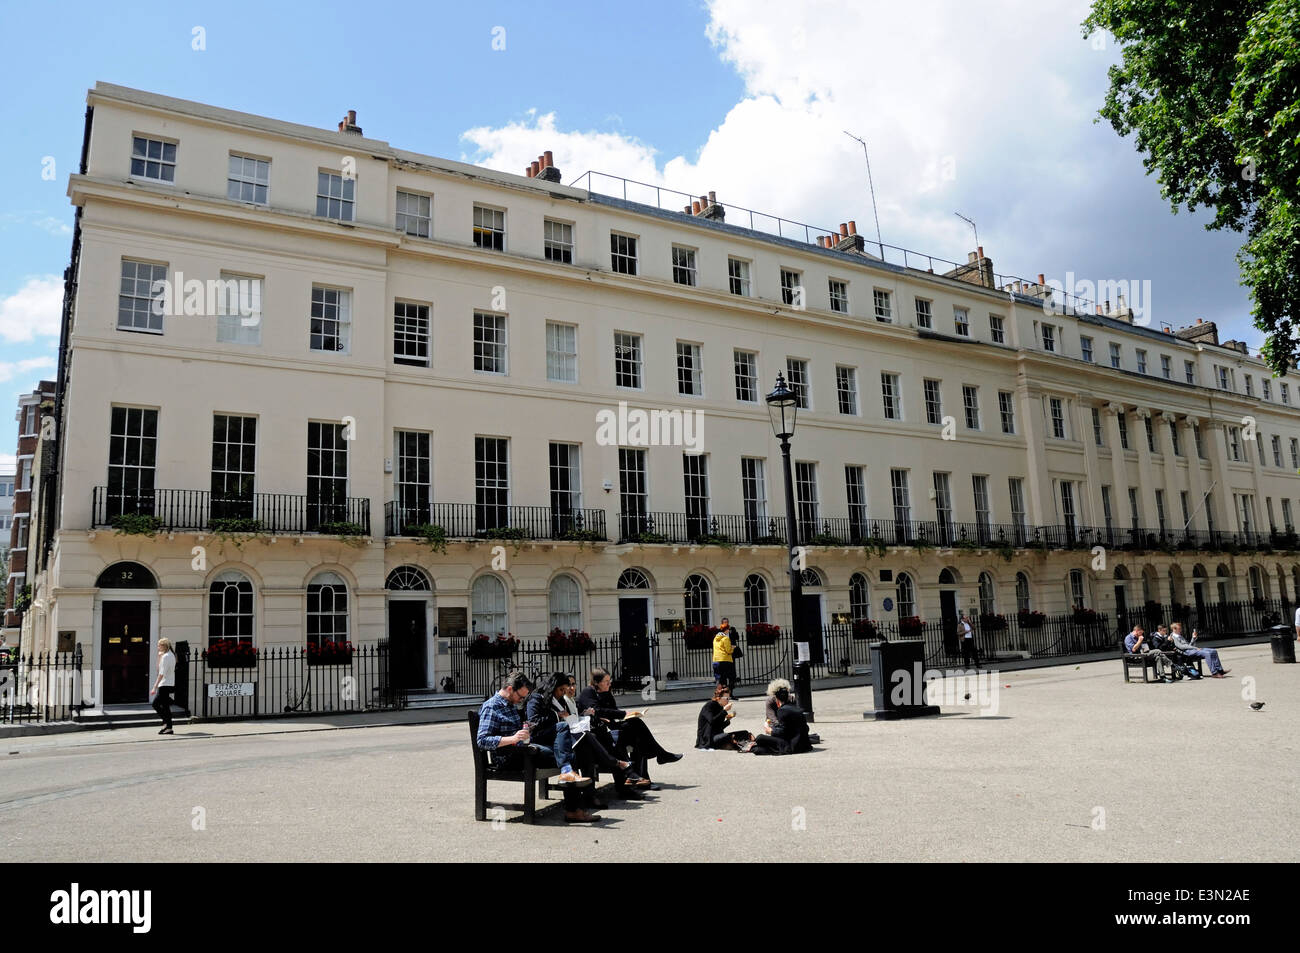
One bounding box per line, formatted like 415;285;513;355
713;618;738;692
696;684;753;750
1170;622;1229;678
763;678;796;727
476;670;598;824
749;685;812;756
578;667;682;788
1124;624;1173;681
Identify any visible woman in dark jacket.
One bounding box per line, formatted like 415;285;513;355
696;685;752;750
528;673;646;791
577;667;682;785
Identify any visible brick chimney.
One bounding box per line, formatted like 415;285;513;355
834;220;864;253
337;110;362;135
1175;319;1219;346
526;151;562;183
685;191;726;222
943;246;995;289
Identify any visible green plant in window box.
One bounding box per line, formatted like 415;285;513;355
808;532;844;547
207;517;269;550
109;513;164;537
631;532;670;544
14;585;32;613
692;533;734;550
404;523;449;555
861;535;888;560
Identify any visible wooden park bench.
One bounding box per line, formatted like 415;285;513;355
1121;640;1161;683
468;709;561;824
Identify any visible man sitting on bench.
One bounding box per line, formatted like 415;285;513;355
1124;624;1172;681
1170;622;1228;678
476;671;600;824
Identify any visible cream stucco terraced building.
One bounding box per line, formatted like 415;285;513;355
19;82;1300;700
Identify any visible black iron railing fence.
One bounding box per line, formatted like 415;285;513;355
1;643;402;724
384;502;607;541
2;599;1284;723
442;598;1284;700
86;488;1297;554
92;487;371;536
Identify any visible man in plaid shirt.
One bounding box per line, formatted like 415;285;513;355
476;671;599;823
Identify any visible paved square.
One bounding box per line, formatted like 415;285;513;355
0;644;1294;862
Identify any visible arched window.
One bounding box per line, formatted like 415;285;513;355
800;568;824;588
472;575;508;636
978;572;996;616
386;566;431;591
307;572;348;647
743;574;770;626
849;572;871;621
208;570;253;646
1068;569;1087;609
896;572;915;618
549;574;582;632
939;568;956;586
1277;566;1288;604
1168;567;1182;606
618;569;651;590
1015;572;1031;612
96;561;158;589
684;574;712;627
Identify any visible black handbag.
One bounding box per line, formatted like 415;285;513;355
731;644;744;659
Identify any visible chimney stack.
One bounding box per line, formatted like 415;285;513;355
533;150;562;182
339;110;362;135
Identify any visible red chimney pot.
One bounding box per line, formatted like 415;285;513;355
544;150;554;167
847;221;857;235
692;200;702;214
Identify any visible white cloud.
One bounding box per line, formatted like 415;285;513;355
459;0;1254;337
0;356;55;385
0;453;15;471
0;211;73;237
0;275;62;343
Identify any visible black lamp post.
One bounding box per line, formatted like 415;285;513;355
766;373;813;721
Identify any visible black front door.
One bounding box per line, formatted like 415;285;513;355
388;601;427;690
940;590;959;655
618;598;650;681
1115;585;1129;632
798;593;824;664
102;601;151;704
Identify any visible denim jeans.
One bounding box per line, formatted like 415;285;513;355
1183;646;1224;674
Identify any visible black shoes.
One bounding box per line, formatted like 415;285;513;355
158;727;173;735
656;751;683;765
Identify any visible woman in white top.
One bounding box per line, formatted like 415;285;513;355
150;637;177;735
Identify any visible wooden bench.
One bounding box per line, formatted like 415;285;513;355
1121;642;1161;683
468;710;560;824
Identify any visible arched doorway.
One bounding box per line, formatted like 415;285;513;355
386;566;433;690
1113;566;1131;628
617;568;654;681
95;562;160;705
938;567;961;656
1191;564;1208;619
798;568;827;664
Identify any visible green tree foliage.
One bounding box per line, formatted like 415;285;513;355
1084;0;1300;372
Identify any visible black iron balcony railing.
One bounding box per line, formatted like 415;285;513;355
92;488;371;536
617;512;790;545
385;502;607;541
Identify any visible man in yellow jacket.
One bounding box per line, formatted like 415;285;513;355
713;618;737;692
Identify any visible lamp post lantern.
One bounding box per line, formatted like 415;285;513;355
766;373;813;721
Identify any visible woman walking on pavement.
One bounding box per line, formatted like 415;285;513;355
150;637;176;735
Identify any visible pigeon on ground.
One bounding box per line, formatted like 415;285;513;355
1250;702;1265;711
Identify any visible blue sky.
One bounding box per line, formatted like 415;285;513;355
0;0;1263;468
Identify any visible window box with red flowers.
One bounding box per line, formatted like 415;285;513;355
898;616;925;638
979;613;1008;631
682;624;718;651
204;639;259;668
307;639;354;665
744;622;781;646
1071;607;1100;626
851;618;879;640
466;634;518;659
547;628;594;654
1016;610;1046;629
